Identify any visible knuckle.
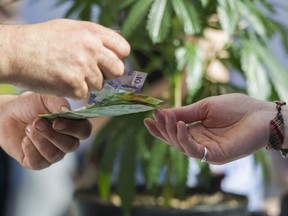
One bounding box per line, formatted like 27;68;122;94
65;74;87;98
119;40;131;58
113;60;125;77
78;121;92;140
43;147;65;163
26;156;49;170
64;139;80;153
21;139;48;170
87;73;104;91
83;121;92;139
106;59;125;78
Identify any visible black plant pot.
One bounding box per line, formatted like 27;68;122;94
69;187;249;216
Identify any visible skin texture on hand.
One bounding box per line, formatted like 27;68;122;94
0;92;92;170
144;93;279;164
0;19;131;99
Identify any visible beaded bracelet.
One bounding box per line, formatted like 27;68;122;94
266;101;288;158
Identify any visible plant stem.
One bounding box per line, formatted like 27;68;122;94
162;156;173;207
174;72;182;108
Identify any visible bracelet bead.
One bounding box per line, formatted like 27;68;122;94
267;101;288;158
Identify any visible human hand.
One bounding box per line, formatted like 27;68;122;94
0;92;92;170
144;94;277;164
1;19;130;98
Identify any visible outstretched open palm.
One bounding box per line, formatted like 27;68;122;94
144;94;276;164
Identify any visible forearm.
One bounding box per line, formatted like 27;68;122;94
0;24;16;82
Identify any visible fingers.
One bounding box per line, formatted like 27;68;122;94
176;121;206;160
94;24;131;59
21;136;51;170
41;95;71;114
20;117;91;170
152;110;172;143
166;99;208;123
52;118;92;140
87;22;130;81
145;110;208;161
97;46;126;80
85;66;104;92
33;118;80;153
164;111;185;152
143;118;167;143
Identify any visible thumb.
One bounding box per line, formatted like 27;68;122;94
41;95;71;114
165;99;208;123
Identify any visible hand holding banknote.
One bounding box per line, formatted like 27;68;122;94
0;19;130;98
0;92;92;170
41;70;163;119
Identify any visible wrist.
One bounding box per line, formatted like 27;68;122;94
280;104;288;149
263;101;288;150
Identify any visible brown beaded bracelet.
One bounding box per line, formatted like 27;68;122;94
266;101;288;158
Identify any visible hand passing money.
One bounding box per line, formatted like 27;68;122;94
88;69;148;104
40;70;163;120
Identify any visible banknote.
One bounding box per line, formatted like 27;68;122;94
40;92;163;120
88;69;147;105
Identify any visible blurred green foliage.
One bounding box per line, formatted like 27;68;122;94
58;0;288;215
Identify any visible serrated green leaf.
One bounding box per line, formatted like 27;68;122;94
240;39;271;100
247;36;288;100
98;129;127;172
97;171;112;200
217;0;239;36
89;117;124;152
171;0;200;35
236;1;268;37
200;0;210;7
147;140;169;189
63;0;84;18
170;148;188;198
146;0;171;43
121;0;154;38
117;130;137;216
184;1;202;34
176;43;204;101
96;122;130;199
79;3;92;21
253;150;271;185
267;20;288;53
119;0;137;9
136;130;153;167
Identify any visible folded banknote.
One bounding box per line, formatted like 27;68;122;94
40;69;163;120
40;92;163;120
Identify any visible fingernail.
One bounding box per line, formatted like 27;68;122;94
53;120;66;131
25;125;32;134
61;106;70;113
143;118;149;127
35;120;46;132
153;109;161;119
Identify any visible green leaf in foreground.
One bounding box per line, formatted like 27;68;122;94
39;92;163;120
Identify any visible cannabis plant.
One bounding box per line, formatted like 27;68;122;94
58;0;288;215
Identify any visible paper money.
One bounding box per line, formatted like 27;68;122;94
40;92;163;120
88;69;147;105
40;69;163;120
